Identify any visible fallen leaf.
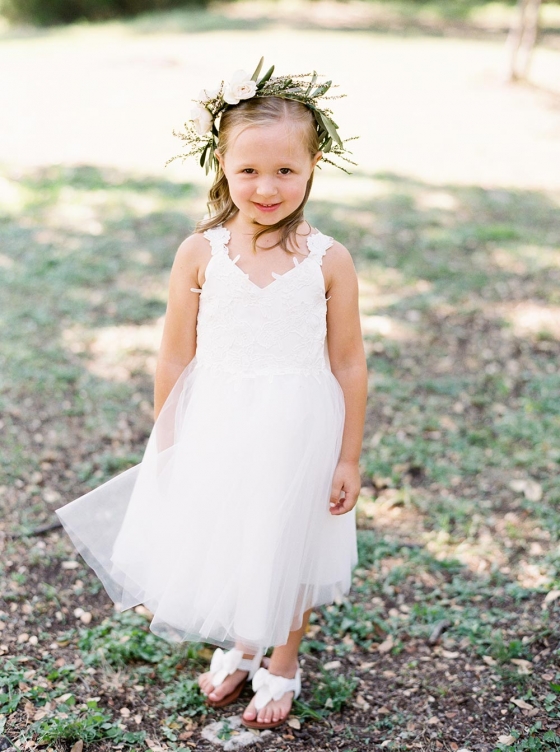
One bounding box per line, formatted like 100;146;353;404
510;659;532;674
54;693;73;705
145;741;164;752
323;661;341;671
498;736;515;745
511;698;533;710
287;717;301;730
33;709;48;721
359;662;375;671
441;650;459;659
62;561;80;570
79;611;92;625
482;655;497;666
542;590;560;610
509;478;542;502
378;635;394;654
70;742;84;752
119;708;130;718
427;716;439;725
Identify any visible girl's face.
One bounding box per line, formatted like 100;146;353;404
217;120;321;227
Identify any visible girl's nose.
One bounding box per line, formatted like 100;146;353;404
255;178;278;198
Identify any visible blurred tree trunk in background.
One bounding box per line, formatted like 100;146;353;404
507;0;543;81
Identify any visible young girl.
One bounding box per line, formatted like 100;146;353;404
55;60;368;731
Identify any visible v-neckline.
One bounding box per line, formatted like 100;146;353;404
221;231;320;293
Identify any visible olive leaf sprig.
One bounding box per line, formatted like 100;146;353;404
167;57;357;174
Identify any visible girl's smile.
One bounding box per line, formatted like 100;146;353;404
253;201;281;213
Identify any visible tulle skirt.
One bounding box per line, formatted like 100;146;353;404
55;357;358;652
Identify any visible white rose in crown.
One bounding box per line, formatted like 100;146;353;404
190;104;213;136
223;70;258;105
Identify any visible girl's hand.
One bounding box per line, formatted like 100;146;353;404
329;460;361;515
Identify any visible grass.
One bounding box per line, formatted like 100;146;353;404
1;159;560;748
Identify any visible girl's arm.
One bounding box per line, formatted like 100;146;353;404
323;241;368;515
153;234;207;421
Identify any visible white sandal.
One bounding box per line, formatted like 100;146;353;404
204;647;264;708
241;665;302;729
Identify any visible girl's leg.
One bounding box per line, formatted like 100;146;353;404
242;607;312;725
198;643;256;702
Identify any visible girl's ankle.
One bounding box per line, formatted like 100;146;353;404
267;658;299;678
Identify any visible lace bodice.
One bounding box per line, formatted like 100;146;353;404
191;225;333;378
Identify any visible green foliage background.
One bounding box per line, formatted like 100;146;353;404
0;0;204;25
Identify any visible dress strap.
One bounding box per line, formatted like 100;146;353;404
203;225;231;256
306;231;334;266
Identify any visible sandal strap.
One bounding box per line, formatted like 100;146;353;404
251;667;301;712
210;647;264;688
238;651;263;679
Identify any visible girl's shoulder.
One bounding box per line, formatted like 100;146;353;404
173;231;214;274
312;233;356;291
311;232;353;266
169;232;213;289
176;231;211;258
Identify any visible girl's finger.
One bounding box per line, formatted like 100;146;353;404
331;487;359;515
329;483;344;508
329;488;346;512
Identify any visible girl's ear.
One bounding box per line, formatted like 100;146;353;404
215;150;225;170
312;151;323;170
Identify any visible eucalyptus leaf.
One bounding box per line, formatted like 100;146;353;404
257;65;275;87
305;73;318;97
251;57;264;82
311;82;332;98
320;115;343;148
199;143;209;167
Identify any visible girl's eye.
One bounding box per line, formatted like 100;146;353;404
279;168;292;175
242;169;255;174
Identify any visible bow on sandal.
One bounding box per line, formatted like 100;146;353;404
204;647;264;708
241;665;302;730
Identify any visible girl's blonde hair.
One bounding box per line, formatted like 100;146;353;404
196;97;320;254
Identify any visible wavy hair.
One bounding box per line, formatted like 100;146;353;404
195;97;320;254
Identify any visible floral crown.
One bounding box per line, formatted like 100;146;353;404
167;57;356;174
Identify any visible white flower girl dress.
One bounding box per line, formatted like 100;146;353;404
56;225;358;652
